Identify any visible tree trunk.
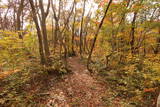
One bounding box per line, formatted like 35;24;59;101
29;0;46;64
71;5;77;55
17;0;24;39
79;0;86;56
51;0;61;53
54;21;59;50
87;0;113;71
39;0;50;64
130;12;137;55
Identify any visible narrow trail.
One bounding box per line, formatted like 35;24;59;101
47;57;106;107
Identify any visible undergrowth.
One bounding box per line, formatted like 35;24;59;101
0;55;69;106
98;55;160;107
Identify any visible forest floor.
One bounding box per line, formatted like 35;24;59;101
1;56;158;106
46;57;107;107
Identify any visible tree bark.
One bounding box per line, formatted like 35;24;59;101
51;0;61;50
71;2;77;55
28;0;46;64
130;12;137;55
17;0;25;39
39;0;50;64
79;0;86;56
87;0;113;71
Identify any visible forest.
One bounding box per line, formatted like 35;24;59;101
0;0;160;106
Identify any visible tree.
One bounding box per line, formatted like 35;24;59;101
17;0;25;39
79;0;87;56
71;1;77;55
87;0;113;71
51;0;61;51
28;0;46;65
39;0;50;64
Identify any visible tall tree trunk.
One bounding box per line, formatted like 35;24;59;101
41;18;50;60
83;9;92;54
39;0;50;64
51;0;61;51
29;0;46;64
51;15;54;44
79;0;86;56
63;35;68;69
17;0;24;39
130;0;144;55
54;21;59;50
83;33;87;53
110;12;117;52
87;0;113;71
13;7;16;31
71;3;77;55
130;12;137;55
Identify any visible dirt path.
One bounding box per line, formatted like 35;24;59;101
47;57;106;107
